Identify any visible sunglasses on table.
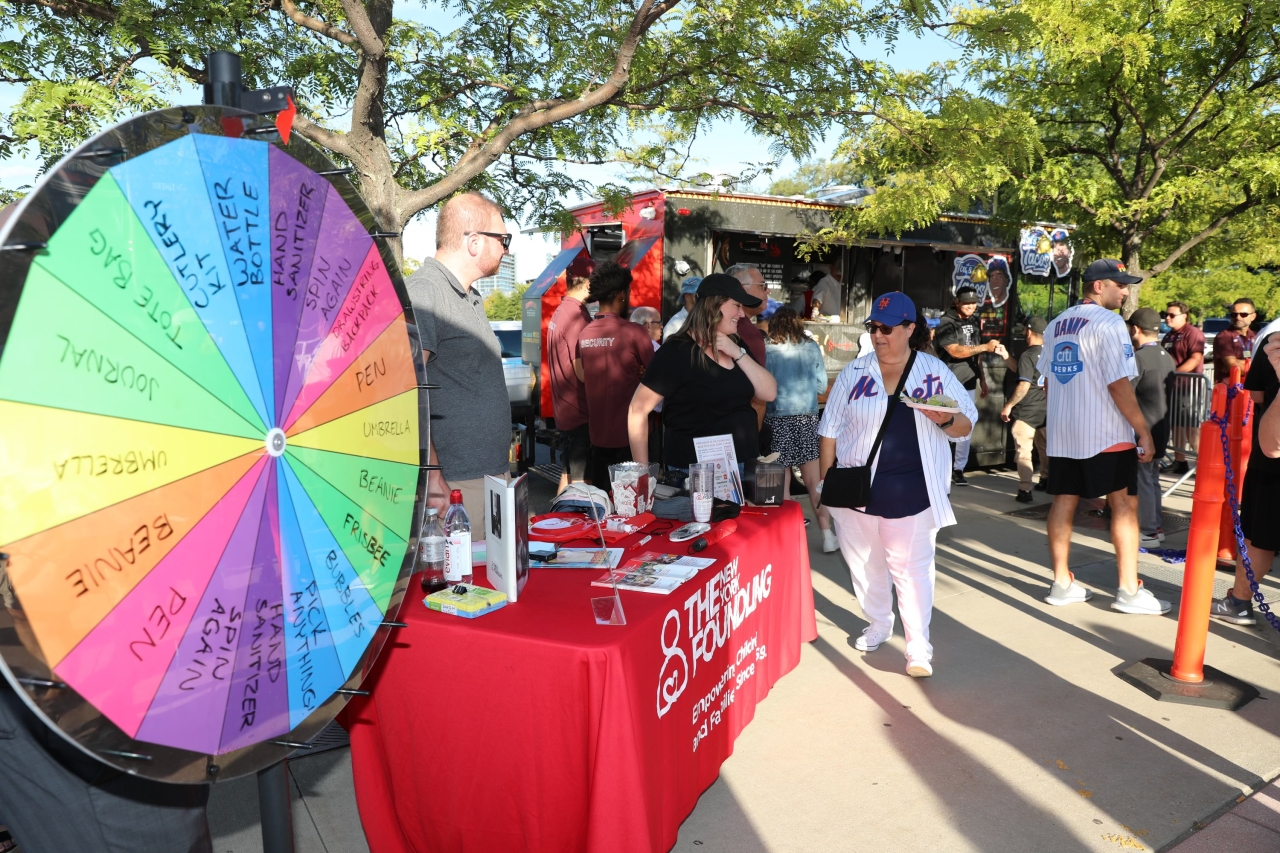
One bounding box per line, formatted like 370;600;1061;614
467;231;512;250
864;320;907;336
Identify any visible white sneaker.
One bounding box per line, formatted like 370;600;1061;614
854;627;891;652
1045;572;1093;606
1139;534;1161;549
1112;582;1171;615
822;529;839;553
907;659;933;678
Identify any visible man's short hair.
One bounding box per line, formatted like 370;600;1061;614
724;263;761;286
1233;297;1256;310
567;275;591;293
435;192;504;251
1166;300;1190;315
587;260;632;304
629;306;660;325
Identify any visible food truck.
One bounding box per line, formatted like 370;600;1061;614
521;187;1077;471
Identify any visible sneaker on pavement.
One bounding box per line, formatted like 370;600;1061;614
1034;479;1048;492
854;626;891;652
1139;533;1161;549
952;470;969;487
1111;582;1171;615
1170;460;1190;475
1157;528;1166;542
1015;489;1034;503
1045;573;1093;606
1210;593;1256;626
822;528;839;553
907;659;933;677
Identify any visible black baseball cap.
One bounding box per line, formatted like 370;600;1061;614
1128;307;1161;332
1082;258;1142;285
697;273;763;307
955;286;980;305
1026;316;1048;334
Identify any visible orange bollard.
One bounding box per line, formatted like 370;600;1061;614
1217;366;1246;563
1170;384;1227;683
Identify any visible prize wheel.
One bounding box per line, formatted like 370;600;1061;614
0;106;426;783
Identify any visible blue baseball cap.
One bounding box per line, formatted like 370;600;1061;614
679;276;703;295
866;291;917;326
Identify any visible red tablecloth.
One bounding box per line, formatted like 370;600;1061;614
344;502;816;853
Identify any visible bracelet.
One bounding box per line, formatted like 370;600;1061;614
733;351;746;362
939;416;955;429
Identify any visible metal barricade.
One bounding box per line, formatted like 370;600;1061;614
1163;372;1212;497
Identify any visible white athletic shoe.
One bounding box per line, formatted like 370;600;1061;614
907;659;933;678
854;627;891;652
822;529;839;553
1112;582;1171;615
1139;534;1162;549
1045;572;1093;606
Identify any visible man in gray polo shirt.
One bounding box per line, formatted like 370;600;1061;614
405;193;512;535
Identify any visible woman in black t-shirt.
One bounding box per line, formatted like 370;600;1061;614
627;274;776;470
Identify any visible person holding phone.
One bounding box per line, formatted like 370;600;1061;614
1037;259;1167;615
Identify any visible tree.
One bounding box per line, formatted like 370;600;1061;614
764;158;863;196
1;0;923;265
829;0;1280;309
484;282;528;320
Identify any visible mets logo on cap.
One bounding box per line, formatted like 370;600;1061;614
1051;341;1083;384
878;296;891;310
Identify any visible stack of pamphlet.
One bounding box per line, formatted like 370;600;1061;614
424;584;509;618
591;552;716;595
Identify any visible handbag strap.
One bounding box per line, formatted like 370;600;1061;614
863;349;918;468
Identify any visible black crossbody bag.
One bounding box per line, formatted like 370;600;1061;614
821;350;917;509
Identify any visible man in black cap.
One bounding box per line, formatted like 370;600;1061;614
936;286;1007;485
1001;316;1049;502
1128;307;1176;547
1038;259;1165;615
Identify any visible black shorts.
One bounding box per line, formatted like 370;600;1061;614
1240;465;1280;552
1047;449;1138;499
557;423;591;482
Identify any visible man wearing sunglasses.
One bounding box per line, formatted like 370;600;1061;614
405;192;513;533
1161;301;1204;475
1212;298;1258;383
935;286;1007;485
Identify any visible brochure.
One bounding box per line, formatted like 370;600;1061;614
693;434;744;503
590;553;714;594
621;551;716;577
424;584;509;618
531;548;624;569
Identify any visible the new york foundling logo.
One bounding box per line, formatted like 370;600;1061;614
1051;341;1083;383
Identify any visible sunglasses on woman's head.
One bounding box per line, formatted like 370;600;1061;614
864;321;904;336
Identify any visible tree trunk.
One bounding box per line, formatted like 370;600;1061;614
1122;241;1143;317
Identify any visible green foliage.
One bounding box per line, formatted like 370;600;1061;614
484;282;529;321
830;0;1280;303
1138;267;1280;324
0;0;932;259
765;159;863;197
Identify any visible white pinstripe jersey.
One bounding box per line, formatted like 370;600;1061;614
1036;301;1138;459
818;351;979;529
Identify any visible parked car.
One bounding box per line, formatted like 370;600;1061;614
490;320;536;414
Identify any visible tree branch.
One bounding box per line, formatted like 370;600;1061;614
1147;194;1262;275
275;0;356;46
293;114;358;161
338;0;386;60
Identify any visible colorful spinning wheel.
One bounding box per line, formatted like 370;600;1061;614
0;106;424;781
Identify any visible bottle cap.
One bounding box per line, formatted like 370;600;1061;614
426;507;438;516
449;489;463;504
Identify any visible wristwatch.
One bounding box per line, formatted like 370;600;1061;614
939;416;955;429
733;347;747;362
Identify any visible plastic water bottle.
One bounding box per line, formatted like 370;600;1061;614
419;507;446;593
443;489;473;585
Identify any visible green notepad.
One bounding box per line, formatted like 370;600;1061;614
424;585;509;618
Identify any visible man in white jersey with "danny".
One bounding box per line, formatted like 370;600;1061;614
1038;259;1170;615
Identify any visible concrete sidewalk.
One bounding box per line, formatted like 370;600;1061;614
209;468;1280;853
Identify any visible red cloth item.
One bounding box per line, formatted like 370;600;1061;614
736;316;766;366
344;502;816;853
577;313;655;447
547;297;592;429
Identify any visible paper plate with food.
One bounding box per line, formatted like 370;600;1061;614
900;393;962;413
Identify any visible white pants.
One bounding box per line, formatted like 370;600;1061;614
828;506;938;661
953;387;979;471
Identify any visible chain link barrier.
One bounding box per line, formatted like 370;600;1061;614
1213;380;1280;634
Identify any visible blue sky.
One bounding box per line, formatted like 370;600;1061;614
0;16;959;278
